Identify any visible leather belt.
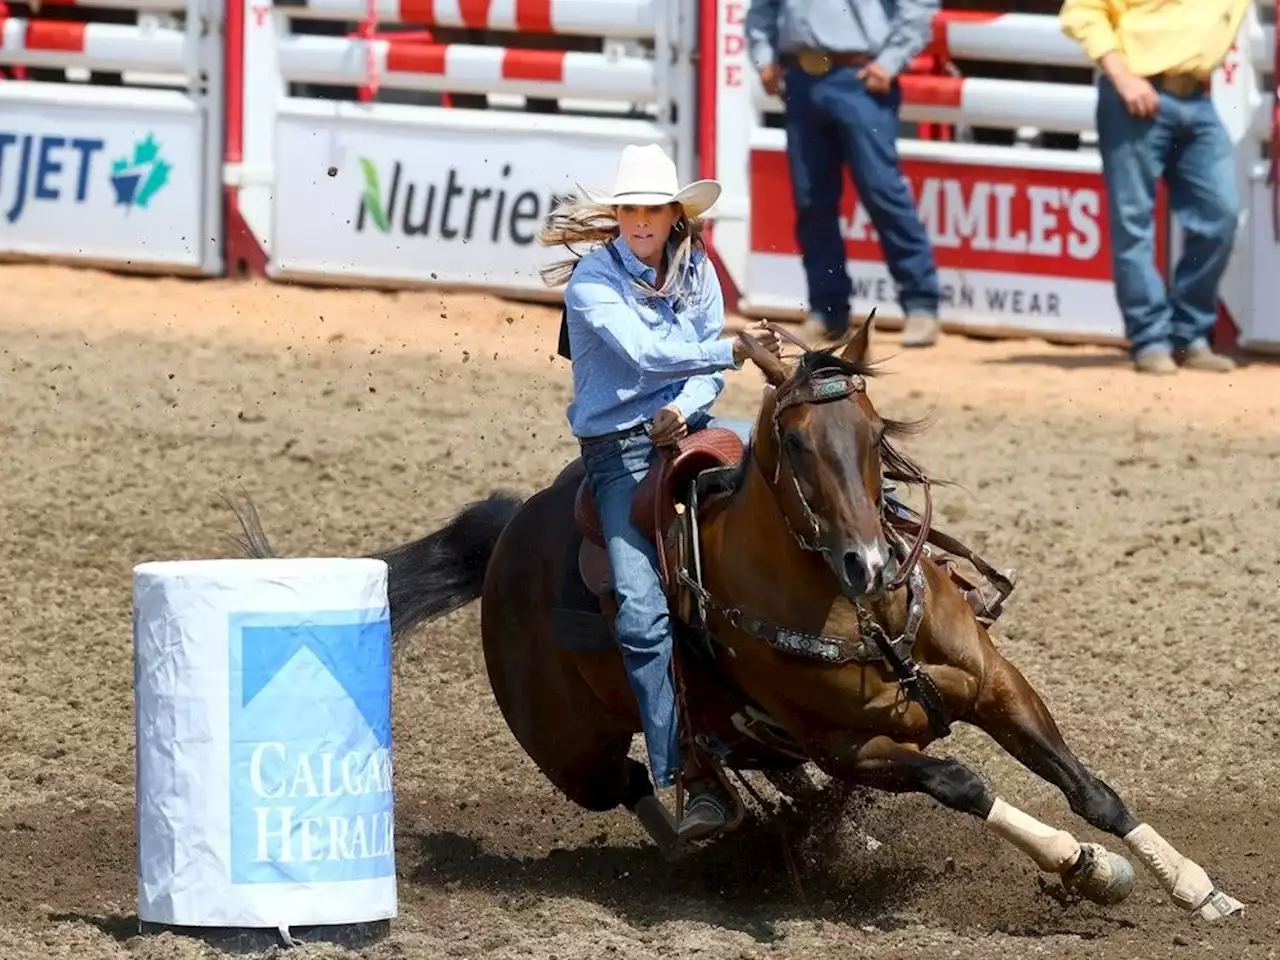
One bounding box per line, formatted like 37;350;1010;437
579;420;653;447
1150;72;1208;98
781;49;871;77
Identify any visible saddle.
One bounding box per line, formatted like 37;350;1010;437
572;428;746;596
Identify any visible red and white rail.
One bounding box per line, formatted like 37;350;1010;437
0;1;224;276
0;18;187;74
278;38;655;102
274;0;656;39
753;75;1098;136
18;0;186;10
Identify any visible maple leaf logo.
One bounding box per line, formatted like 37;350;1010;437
109;133;172;211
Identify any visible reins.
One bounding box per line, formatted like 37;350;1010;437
673;321;953;740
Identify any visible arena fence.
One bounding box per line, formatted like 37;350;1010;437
2;2;1277;352
227;0;697;295
0;0;225;275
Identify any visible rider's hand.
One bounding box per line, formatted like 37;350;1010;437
650;405;687;446
732;320;783;365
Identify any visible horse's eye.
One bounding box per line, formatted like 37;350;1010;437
783;432;806;457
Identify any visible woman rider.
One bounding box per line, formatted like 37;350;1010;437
538;144;783;842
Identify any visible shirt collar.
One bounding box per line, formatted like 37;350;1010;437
610;235;703;290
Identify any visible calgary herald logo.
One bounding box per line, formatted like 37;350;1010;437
228;608;395;884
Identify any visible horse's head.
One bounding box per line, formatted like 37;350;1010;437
737;313;927;599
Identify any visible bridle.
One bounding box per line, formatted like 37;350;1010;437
673;321;954;740
761;322;934;594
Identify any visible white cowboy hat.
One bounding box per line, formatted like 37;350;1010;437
581;143;722;220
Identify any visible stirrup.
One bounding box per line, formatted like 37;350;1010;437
677;789;730;843
967;571;1016;626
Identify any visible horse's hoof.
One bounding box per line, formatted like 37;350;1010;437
1063;842;1135;906
1196;889;1244;921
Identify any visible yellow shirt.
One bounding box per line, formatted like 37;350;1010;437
1058;0;1251;79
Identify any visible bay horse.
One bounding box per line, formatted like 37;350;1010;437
228;316;1242;923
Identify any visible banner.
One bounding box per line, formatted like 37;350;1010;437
745;147;1169;336
0;92;204;268
270;109;671;291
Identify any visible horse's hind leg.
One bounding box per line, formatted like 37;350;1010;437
971;651;1243;921
832;736;1133;906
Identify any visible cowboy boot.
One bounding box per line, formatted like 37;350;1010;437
676;776;732;842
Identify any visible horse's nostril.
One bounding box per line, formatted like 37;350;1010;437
843;551;869;594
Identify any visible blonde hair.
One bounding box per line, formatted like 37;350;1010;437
537;194;708;305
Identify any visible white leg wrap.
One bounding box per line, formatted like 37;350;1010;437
984;798;1081;873
1124;823;1243;919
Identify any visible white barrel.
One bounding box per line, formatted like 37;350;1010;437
133;556;397;932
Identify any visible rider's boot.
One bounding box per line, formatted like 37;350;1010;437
675;751;733;843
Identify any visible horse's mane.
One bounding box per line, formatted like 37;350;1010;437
721;343;940;501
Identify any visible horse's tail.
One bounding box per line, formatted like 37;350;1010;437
224;489;524;641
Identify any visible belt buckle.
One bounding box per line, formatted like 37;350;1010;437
797;50;832;77
1162;72;1201;97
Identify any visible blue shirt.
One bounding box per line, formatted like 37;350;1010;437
562;238;739;439
746;0;939;77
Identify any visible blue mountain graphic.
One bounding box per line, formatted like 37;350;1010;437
240;617;392;747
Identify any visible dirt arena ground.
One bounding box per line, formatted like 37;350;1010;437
2;263;1279;960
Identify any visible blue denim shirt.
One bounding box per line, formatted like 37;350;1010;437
562;237;740;439
746;0;939;77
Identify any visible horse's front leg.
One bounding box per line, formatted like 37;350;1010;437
969;647;1243;921
823;735;1136;907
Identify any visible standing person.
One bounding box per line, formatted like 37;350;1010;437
746;0;943;348
1059;0;1247;374
538;144;783;842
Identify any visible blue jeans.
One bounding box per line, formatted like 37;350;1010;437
578;412;752;788
782;65;941;331
1095;75;1240;358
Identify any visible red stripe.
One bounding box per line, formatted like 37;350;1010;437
457;0;492;29
25;20;87;53
398;0;434;24
929;10;1000;57
386;40;447;74
224;0;244;163
900;75;963;109
399;0;550;31
501;48;563;82
516;0;552;33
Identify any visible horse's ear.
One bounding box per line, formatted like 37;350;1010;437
737;330;790;385
841;308;876;366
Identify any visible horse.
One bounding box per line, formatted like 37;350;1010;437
228;315;1242;923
